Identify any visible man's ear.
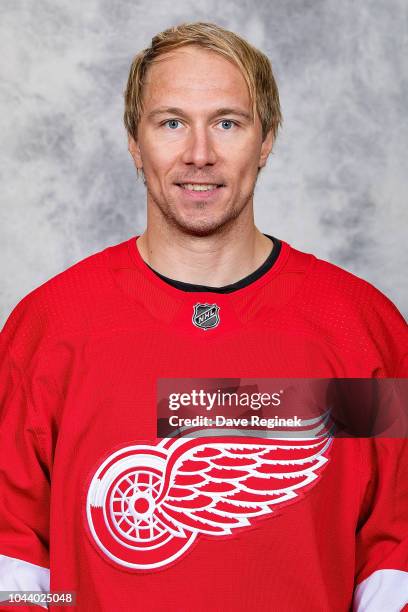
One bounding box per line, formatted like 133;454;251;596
258;129;274;169
128;134;143;170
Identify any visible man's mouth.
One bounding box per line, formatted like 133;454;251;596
176;183;224;192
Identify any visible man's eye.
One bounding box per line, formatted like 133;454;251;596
220;120;235;130
164;119;181;129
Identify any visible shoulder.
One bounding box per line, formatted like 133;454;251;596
306;253;405;325
285;244;408;375
0;238;129;364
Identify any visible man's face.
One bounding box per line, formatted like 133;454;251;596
129;45;274;236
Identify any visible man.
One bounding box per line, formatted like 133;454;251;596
1;21;407;612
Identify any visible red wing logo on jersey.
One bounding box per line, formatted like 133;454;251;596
86;429;333;572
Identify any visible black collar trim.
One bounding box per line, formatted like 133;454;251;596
147;235;281;293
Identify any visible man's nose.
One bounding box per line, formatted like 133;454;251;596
181;126;217;167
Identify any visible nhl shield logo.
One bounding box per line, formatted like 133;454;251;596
192;303;220;330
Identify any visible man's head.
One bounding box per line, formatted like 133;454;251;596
124;22;282;236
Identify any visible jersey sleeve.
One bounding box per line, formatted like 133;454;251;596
353;438;408;611
352;288;408;609
0;303;54;610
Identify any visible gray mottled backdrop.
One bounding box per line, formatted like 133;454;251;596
1;0;407;326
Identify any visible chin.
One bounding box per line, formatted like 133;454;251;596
170;212;240;237
149;187;245;236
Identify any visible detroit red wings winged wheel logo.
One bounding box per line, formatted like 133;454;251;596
86;433;332;571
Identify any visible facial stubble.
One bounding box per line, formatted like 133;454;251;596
145;180;256;237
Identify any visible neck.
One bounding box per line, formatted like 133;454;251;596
136;214;273;288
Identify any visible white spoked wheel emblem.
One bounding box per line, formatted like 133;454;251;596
86;445;196;571
109;469;164;542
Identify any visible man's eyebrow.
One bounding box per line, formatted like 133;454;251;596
146;107;252;120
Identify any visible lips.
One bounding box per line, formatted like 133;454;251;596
176;183;224;191
175;183;225;200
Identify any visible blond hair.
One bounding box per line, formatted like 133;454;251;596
123;22;282;145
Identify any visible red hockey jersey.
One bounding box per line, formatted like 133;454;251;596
1;235;408;611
